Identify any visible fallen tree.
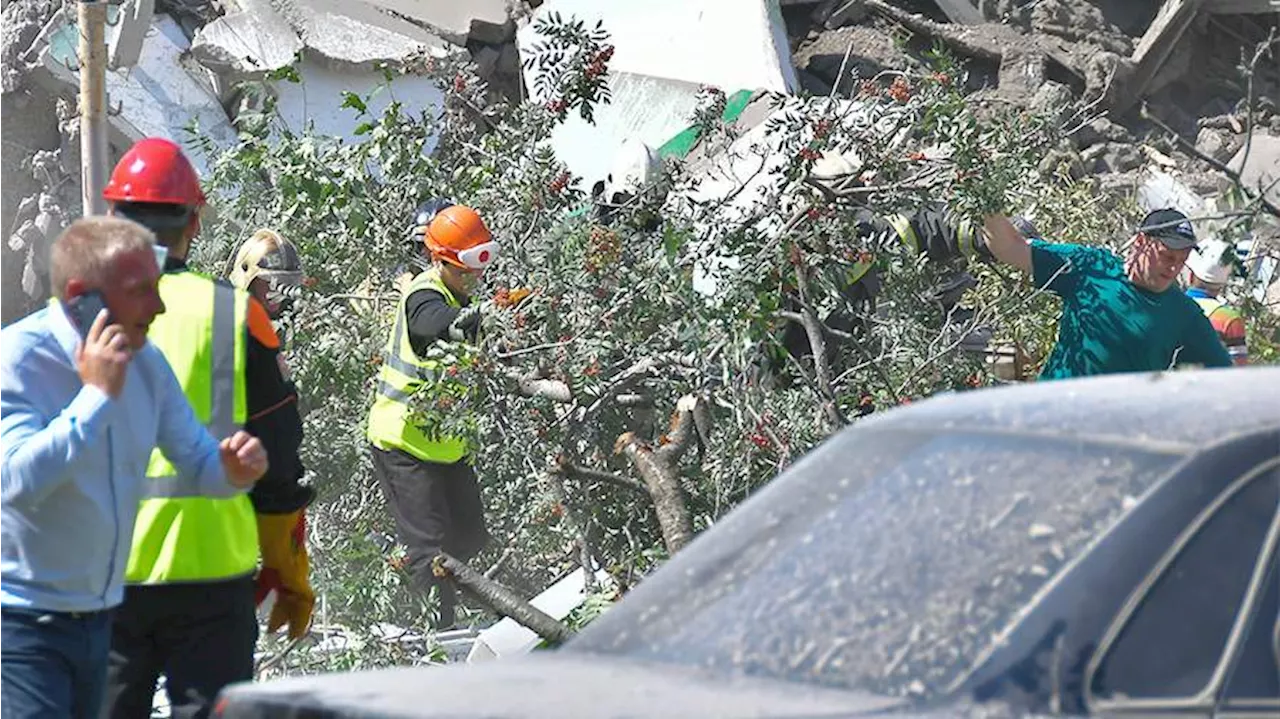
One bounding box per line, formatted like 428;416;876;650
187;13;1280;674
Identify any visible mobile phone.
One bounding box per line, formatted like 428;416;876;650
65;290;113;340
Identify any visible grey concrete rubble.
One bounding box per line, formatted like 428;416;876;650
360;0;517;46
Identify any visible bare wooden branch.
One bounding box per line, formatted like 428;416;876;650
562;462;648;495
542;468;600;588
792;257;847;429
614;431;696;554
506;367;574;402
432;553;572;644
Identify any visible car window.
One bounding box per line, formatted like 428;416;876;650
1091;464;1279;702
1222;546;1279;702
571;428;1184;700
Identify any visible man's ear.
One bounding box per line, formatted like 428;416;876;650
64;278;86;300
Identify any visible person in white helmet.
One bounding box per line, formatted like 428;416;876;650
591;139;663;230
1184;238;1249;365
229;229;307;321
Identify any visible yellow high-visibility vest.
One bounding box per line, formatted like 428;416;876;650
125;270;259;584
365;267;469;464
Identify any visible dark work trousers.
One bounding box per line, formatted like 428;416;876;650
370;445;491;628
1;606;112;719
101;577;257;719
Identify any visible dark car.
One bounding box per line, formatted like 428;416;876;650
217;367;1280;718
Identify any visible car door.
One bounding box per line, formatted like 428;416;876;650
1084;456;1280;718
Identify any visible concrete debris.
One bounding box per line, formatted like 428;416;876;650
263;0;450;72
191;2;304;78
519;0;797;189
107;0;155;70
271;59;444;147
36;14;237;179
1228;132;1280;208
1;0;60;94
522;0;797;99
359;0;516;46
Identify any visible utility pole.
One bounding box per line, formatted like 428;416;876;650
79;0;110;216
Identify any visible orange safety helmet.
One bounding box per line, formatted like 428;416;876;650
103;137;206;208
424;205;498;270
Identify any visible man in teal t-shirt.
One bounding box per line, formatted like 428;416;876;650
983;208;1232;380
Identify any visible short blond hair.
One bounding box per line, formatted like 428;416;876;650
50;216;157;299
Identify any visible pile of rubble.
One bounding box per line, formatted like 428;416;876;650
2;0;1278;324
1;0;528;322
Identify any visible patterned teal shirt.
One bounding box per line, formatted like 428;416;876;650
1030;241;1231;380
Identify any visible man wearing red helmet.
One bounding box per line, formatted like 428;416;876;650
98;138;314;719
365;200;499;630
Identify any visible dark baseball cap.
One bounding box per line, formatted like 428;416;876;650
1138;208;1198;250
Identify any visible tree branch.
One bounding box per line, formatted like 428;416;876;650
562;461;648;495
506;367;574;402
432;553;572;644
792;256;847;429
655;394;707;465
614;430;696;555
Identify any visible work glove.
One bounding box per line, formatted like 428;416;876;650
447;304;484;342
255;509;315;639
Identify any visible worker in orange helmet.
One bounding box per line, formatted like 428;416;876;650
98;137;314;719
365;200;498;630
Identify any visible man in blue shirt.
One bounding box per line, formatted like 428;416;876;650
981;208;1231;378
1;216;269;719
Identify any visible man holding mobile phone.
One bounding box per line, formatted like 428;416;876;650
1;216;269;719
100;137;315;719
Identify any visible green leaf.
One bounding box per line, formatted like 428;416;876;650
341;92;368;114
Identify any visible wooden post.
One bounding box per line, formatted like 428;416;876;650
78;0;110;216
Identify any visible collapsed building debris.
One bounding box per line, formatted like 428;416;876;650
3;0;1278;327
517;0;798;190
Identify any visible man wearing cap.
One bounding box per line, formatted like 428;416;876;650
1184;239;1249;365
981;208;1232;379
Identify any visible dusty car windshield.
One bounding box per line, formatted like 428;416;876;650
570;428;1184;700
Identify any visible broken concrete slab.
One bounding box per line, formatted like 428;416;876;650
933;0;985;24
35;13;237;180
257;0;451;72
270;58;445;150
1228;132;1280;208
107;0;154;70
519;0;798;188
521;0;797;101
358;0;515;46
191;1;303;78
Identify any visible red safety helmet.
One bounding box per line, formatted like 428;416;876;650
103;137;206;208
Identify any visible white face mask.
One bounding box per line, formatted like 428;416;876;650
153;244;170;269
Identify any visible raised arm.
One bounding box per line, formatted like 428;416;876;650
981;214;1033;274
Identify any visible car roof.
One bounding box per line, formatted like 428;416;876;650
853;367;1280;450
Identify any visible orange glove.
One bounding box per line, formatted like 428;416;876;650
255;509;314;639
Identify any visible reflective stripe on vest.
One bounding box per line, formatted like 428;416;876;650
126;271;257;584
365;268;469;464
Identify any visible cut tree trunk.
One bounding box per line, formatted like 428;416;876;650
432;553;573;644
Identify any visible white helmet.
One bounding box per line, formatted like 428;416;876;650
229;229;304;291
1186;238;1235;285
600;139;660;204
